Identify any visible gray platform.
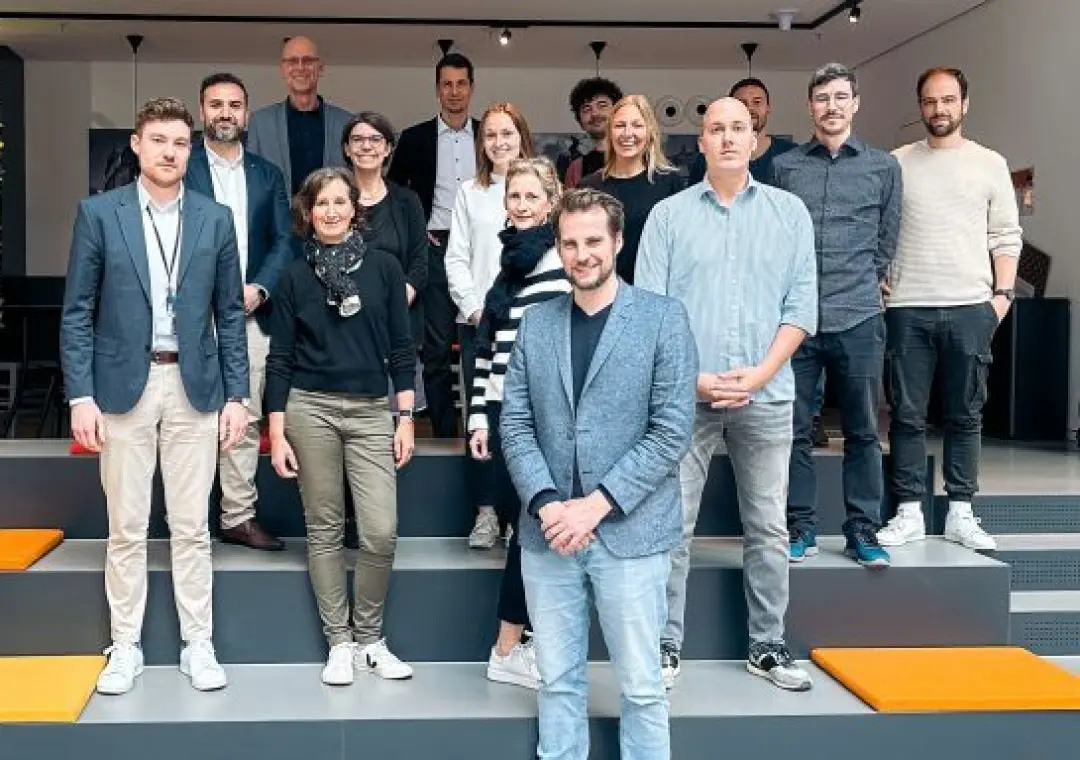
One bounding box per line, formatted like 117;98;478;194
0;537;1010;665
2;660;1077;760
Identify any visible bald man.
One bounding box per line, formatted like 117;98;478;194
637;98;818;693
246;36;353;194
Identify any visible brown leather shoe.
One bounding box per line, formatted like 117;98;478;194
220;519;285;551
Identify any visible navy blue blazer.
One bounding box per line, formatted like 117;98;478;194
185;143;294;329
60;182;249;414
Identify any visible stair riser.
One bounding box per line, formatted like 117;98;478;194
938;496;1080;535
996;551;1080;591
1011;611;1080;655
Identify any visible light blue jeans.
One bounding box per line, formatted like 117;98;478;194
522;541;671;760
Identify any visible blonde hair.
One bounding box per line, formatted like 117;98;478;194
505;156;563;209
476;102;537;189
602;94;675;182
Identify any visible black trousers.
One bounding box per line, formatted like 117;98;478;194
487;402;529;628
422;230;459;438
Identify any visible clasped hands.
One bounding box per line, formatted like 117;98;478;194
697;366;769;409
539;491;611;556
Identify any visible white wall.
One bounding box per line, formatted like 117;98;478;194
855;0;1080;432
25;60;814;276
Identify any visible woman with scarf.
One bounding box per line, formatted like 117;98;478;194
266;167;416;687
467;157;571;689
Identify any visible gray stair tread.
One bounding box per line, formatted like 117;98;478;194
31;536;1006;574
0;438;465;458
79;660;867;724
1011;590;1080;612
995;534;1080;551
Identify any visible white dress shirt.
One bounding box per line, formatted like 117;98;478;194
206;144;250;279
137;178;184;352
429;115;476;231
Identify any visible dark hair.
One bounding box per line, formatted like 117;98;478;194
199;72;248;104
728;77;770;102
291;167;365;238
436;53;474;84
340;111;397;165
808;62;858;98
917;67;969;101
552;188;625;241
569;77;624;121
135;97;194;135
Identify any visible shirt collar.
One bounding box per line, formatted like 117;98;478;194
697;172;759;205
205;143;245;170
437;114;473;136
137;177;184;214
806;133;865;157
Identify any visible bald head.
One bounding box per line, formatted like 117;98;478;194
280;36;323;100
698;97;756;177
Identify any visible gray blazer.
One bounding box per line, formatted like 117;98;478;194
500;283;699;558
60;182;249;415
245;98;353;192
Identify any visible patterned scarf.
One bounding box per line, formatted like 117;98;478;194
304;231;366;318
476;221;556;354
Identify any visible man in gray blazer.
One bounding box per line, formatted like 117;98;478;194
61;97;249;696
246;36;352;195
501;188;698;760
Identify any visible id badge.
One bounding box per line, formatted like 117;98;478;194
155;292;177;340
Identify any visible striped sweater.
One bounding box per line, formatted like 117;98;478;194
467;247;571;432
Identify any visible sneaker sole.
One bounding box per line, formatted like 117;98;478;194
842;548;891;569
662;668;681;690
179;660;227;691
944;533;997;552
321;673;355;686
487;667;540;690
877;533;926;547
362;665;414;680
746;662;813;692
789;546;819;563
468;538;498;550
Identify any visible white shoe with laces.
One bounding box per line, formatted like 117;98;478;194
487;641;540;690
877;507;926;546
322;642;357;685
944;505;997;551
357;639;414;680
96;642;144;695
180;640;227;691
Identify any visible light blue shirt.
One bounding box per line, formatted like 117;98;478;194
136;179;184;352
636;177;818;403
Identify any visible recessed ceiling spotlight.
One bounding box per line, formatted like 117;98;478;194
849;3;862;24
499;27;512;46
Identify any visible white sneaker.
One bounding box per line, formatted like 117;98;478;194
357;639;413;680
487;641;540;690
180;640;227;691
661;644;681;690
96;643;144;695
469;509;500;549
877;509;926;546
321;642;357;685
944;508;997;551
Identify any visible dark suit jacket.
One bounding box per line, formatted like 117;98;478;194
386;116;481;223
186;143;295;329
60;182;249;414
380;181;429;346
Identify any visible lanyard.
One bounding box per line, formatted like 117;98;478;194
145;202;182;300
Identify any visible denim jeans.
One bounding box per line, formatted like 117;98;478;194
788;314;885;537
523;543;670;760
885;304;997;502
664;402;792;650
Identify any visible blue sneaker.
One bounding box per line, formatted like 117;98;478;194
789;530;818;563
844;530;891;569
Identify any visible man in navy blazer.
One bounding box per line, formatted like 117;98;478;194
61;97;249;695
500;189;698;760
187;72;293;552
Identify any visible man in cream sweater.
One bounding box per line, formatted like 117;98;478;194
878;67;1022;551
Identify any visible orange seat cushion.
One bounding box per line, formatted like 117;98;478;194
0;529;64;570
0;656;106;722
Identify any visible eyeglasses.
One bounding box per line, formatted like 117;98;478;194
282;56;320;68
812;92;854;106
349;135;387;147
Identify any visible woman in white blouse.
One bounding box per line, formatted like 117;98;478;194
444;102;537;550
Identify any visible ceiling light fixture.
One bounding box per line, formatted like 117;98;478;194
772;9;798;31
498;27;511;46
849;3;862;24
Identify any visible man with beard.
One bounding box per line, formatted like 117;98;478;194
637;98;817;693
501;188;697;760
689;77;795;185
246;36;353;195
563;77;623;188
876;67;1022;552
187;73;293;551
771;63;901;568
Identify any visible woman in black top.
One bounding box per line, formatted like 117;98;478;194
266;167;416;687
580;93;684;284
342;111;429;411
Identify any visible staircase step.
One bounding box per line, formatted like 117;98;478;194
1;660;1076;760
1011;590;1080;655
948;496;1080;534
0;440;933;539
994;535;1080;590
0;537;1008;665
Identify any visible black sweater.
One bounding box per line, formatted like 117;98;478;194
265;247;415;412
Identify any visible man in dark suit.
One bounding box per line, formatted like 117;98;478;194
187;72;293;552
387;52;480;438
61;97;249;696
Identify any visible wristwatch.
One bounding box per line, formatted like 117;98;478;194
993;288;1015;302
228;397;251;408
398;408;415;422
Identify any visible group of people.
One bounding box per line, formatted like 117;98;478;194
58;31;1022;760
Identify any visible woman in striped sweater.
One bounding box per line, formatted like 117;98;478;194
468;157;571;689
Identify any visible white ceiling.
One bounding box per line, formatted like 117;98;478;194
0;0;989;69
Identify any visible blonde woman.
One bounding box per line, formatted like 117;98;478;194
580;93;684;283
467;157;571;688
444;102;537;549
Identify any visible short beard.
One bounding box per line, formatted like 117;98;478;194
208;122;242;143
570;263;614;292
923;115;961;137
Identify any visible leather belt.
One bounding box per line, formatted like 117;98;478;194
150;351;180;364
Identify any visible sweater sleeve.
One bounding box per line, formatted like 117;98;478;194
264;267;298;413
445;186;479;320
988;154;1023;259
383;256;416;392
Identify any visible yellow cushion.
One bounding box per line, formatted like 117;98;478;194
0;656;105;723
0;529;64;571
812;646;1080;712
